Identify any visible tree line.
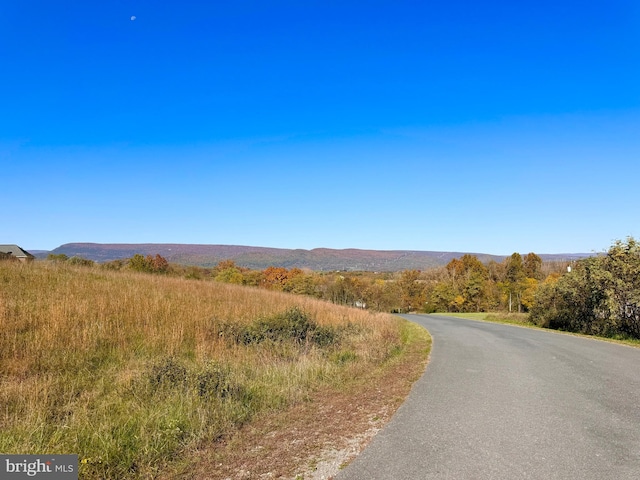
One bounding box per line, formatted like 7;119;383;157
46;237;640;340
87;250;567;315
530;238;640;339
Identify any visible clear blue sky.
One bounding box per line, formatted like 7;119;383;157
2;1;639;255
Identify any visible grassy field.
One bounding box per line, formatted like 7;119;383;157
433;312;640;347
0;261;424;478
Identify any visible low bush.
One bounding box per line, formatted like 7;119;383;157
144;357;245;401
218;307;340;347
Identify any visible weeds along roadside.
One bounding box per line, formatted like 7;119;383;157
0;261;410;478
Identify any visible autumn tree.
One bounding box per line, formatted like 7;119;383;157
364;278;399;312
459;255;490;312
502;253;525;312
262;266;290;290
397;270;426;312
436;255;490;312
150;254;169;273
523;252;543;280
128;254;170;274
321;274;364;307
519;277;540;311
480;260;504;310
282;269;317;296
445;258;465;288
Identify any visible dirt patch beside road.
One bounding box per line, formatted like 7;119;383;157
169;322;430;479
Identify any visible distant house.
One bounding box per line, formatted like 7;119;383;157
0;244;35;262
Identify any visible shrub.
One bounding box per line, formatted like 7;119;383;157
218;307;339;347
128;254;170;274
47;253;69;262
195;362;244;400
145;358;245;401
67;256;95;267
149;357;188;390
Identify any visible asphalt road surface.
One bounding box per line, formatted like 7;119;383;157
336;314;640;480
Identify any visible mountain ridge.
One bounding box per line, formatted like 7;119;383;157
40;243;592;271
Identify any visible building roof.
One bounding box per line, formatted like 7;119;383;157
0;244;35;259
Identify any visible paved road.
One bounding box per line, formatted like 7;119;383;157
336;314;640;479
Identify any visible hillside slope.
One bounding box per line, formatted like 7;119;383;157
43;243;591;271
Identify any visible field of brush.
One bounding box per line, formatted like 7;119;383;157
0;261;409;478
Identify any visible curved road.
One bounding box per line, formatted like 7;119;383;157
336;314;640;479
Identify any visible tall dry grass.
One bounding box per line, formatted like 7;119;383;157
0;261;404;478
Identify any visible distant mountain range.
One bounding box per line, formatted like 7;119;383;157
38;243;592;272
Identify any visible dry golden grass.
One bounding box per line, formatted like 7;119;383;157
0;261;411;478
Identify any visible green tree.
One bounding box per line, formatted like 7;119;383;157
128;253;150;272
215;267;244;284
283;269;317;296
602;237;640;337
530;257;610;335
531;239;640;338
242;269;264;287
429;282;456;312
212;260;244;284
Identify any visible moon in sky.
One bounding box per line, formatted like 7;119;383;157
130;16;136;21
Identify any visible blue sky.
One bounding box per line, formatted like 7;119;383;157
2;1;639;255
